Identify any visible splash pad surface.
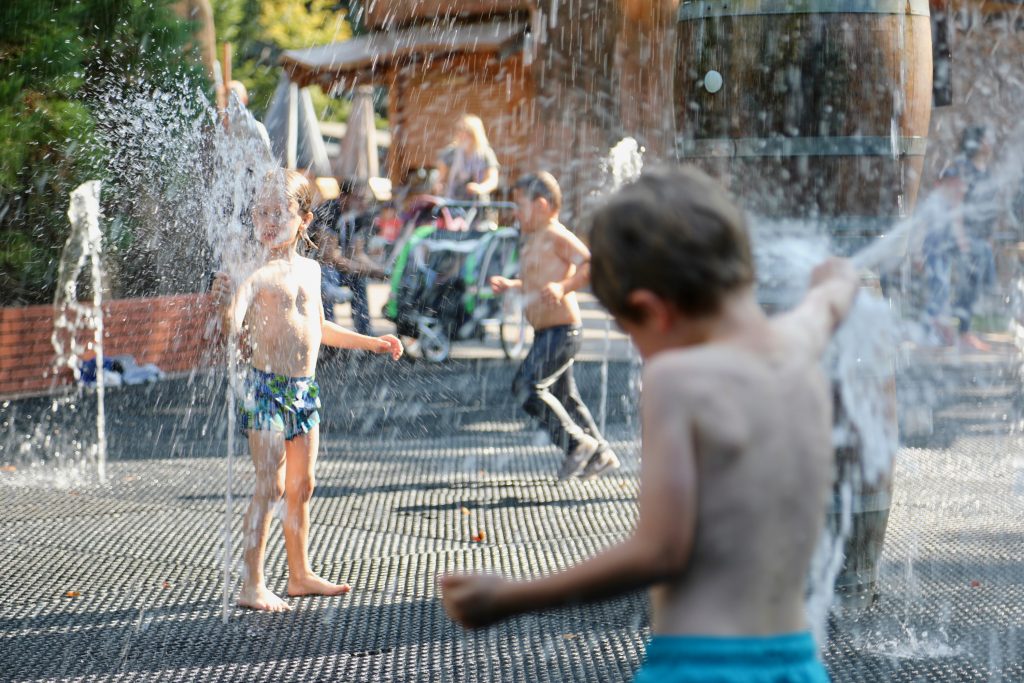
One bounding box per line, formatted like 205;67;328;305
1;345;1022;681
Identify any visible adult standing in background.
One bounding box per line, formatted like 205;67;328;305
952;125;998;352
225;80;272;153
436;114;500;202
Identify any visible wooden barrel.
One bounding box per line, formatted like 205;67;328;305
675;0;933;244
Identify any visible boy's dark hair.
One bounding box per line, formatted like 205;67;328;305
587;165;754;320
514;172;562;212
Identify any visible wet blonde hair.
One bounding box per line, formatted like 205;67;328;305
282;169;315;215
454;114;492;153
259;169;316;248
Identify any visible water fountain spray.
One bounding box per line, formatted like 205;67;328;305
597;138;644;434
53;180;107;484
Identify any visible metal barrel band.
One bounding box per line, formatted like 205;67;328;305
678;0;931;19
677;136;928;158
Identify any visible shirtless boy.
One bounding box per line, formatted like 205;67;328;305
213;169;402;611
490;172;619;480
444;166;858;682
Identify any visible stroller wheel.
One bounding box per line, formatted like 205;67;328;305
421;335;450;362
417;317;451;362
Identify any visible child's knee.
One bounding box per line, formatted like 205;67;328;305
287;476;315;503
255;474;286;501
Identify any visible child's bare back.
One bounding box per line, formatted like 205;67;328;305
444;166;852;681
643;318;833;636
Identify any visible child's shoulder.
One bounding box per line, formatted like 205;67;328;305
540;222;585;252
645;344;744;374
644;343;771;394
295;254;321;273
547;221;578;240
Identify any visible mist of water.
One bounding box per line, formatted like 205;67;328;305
596;138;645;435
93;80;279;620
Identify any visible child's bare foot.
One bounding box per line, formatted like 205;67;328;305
287;573;351;597
238;583;292;612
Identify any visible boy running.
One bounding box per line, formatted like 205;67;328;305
445;166;858;682
490;172;619;480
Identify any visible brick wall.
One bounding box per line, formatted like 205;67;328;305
0;294;220;398
387;51;533;194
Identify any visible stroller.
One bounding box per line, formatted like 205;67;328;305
383;199;525;362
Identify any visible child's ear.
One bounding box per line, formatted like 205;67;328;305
626;290;674;332
303;211;314;227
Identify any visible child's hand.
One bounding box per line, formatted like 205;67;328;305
377;334;403;360
439;573;509;629
489;276;512;294
211;271;233;309
540;281;565;305
809;257;855;288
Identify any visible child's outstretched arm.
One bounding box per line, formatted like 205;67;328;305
321;315;403;360
787;257;860;357
442;366;697;628
215;273;253;338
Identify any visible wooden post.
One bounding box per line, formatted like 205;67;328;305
216;42;232;128
221;42;232;88
619;0;680;162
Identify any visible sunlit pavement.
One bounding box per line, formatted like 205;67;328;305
0;312;1022;681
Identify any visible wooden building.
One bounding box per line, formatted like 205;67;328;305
282;7;530;196
280;0;1022;222
280;1;675;220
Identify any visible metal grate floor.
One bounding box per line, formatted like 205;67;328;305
1;356;1022;681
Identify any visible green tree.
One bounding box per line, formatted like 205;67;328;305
0;0;201;305
214;0;357;122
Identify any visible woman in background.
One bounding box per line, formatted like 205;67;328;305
436;114;499;202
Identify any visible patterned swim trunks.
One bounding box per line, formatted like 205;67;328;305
238;367;321;441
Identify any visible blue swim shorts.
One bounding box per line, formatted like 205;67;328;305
238;367;321;441
633;632;831;683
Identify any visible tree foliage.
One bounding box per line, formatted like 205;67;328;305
0;0;200;305
212;0;355;121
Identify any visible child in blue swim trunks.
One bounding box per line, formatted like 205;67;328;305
441;166;860;682
214;169;402;612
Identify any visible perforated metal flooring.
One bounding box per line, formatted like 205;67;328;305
1;356;1022;681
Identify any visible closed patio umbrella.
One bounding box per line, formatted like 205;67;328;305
334;86;379;181
263;73;333;177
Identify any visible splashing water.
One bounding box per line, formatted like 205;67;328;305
204;97;279;623
94;80;279;621
597;138;644;434
751;219;903;641
52;180;107;483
